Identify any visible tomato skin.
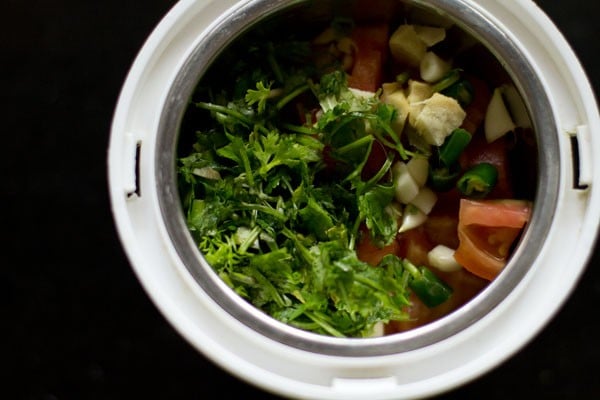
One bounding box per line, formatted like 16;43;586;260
347;50;383;92
347;23;389;92
454;199;531;280
459;198;532;228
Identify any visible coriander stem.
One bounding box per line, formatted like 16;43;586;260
335;134;374;155
239;202;287;221
195;102;253;126
276;83;311;110
238;225;262;254
267;42;284;83
304;311;345;337
358;156;393;195
280;123;314;135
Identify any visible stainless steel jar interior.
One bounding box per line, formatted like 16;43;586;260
155;0;559;356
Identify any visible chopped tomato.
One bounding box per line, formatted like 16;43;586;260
347;50;384;92
356;224;431;267
350;23;390;55
459;198;532;228
356;226;401;267
424;213;459;249
395;226;432;266
347;23;389;92
460;74;491;134
361;139;389;180
454;199;531;280
387;268;487;333
424;190;461;249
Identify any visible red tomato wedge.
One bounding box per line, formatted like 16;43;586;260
347;50;384;92
459;199;532;228
347;23;389;92
454;199;532;280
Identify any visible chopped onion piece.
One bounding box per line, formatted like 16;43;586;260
420;52;451;83
407;80;434;126
392;161;420;204
428;244;462;272
389;25;427;67
385;201;403;221
410;187;438;215
414;93;466;146
501;84;532;129
383;90;410;133
233;227;260;250
414;25;447;47
192;167;221;180
398;204;427;233
484;87;516;143
349;87;377;99
369;321;385;337
406;156;429;187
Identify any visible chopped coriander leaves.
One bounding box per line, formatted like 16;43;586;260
177;31;451;338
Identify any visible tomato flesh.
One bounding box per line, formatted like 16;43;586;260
455;199;531;280
347;23;389;92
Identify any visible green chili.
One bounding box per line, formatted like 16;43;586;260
404;260;453;308
429;162;462;192
395;71;411;85
457;162;498;197
438;128;472;167
442;78;475;107
431;69;462;93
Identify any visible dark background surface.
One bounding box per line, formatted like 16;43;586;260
4;0;599;399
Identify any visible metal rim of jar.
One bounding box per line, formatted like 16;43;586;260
154;0;559;357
